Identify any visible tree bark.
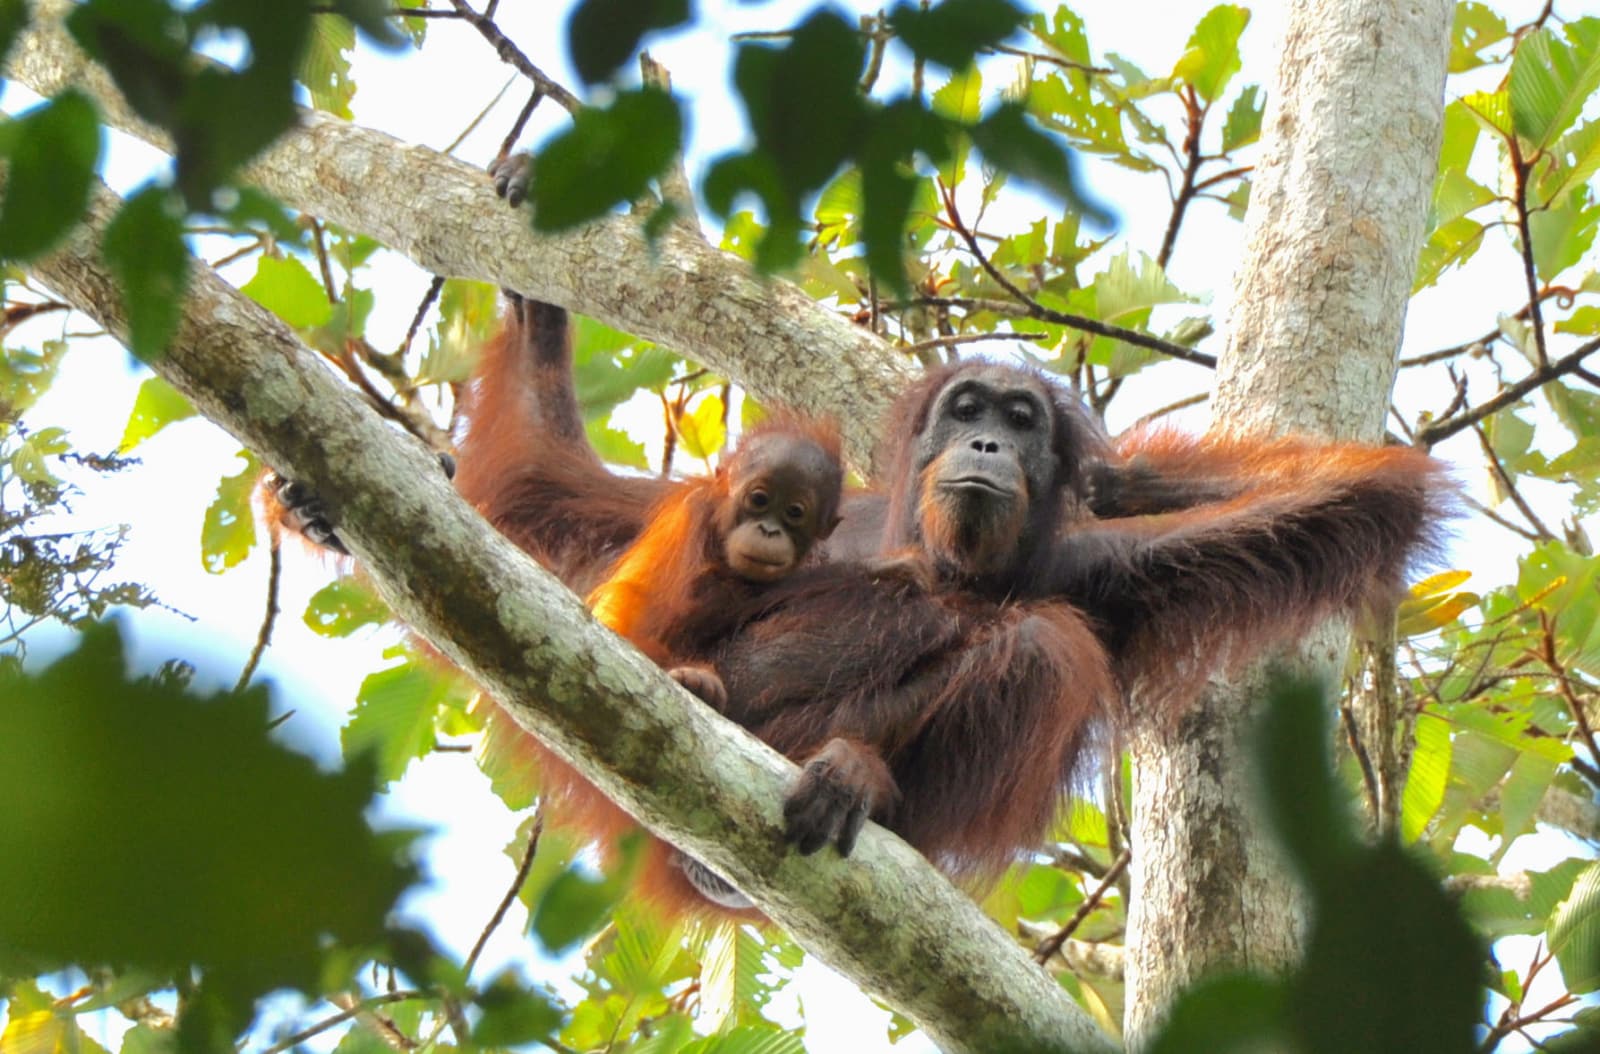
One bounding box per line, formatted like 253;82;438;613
1122;0;1452;1044
9;0;913;469
19;168;1116;1054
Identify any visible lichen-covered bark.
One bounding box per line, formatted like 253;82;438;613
1122;0;1452;1044
10;0;912;468
21;170;1115;1054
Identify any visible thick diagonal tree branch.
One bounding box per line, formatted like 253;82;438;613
21;171;1115;1054
10;0;914;468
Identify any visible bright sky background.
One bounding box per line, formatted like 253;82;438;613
5;0;1588;1050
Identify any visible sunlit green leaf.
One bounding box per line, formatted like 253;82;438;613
1400;713;1450;842
1459;89;1512;139
12;427;69;485
1220;84;1262;152
345;652;464;783
1449;2;1509;73
676;392;727;462
303;577;390;638
1537;119;1600;210
1171;4;1249;104
1550;861;1600;992
1413;216;1486;292
241;255;334;329
201;450;259;574
118;375;196;453
300;12;357;118
0;90;102;262
1527;187;1600;283
1509;21;1600;149
0;340;68;421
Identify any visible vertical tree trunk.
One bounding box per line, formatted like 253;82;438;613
1122;0;1452;1045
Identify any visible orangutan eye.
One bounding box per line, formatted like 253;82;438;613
747;489;770;511
1008;403;1036;430
784;502;807;524
952;395;981;422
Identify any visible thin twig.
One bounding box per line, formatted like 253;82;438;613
1472;422;1554;540
234;538;282;692
395;276;446;363
1508;137;1550;369
497;88;546;160
260;992;429;1054
984;43;1113;75
904;331;1047;355
1418;335;1600;446
443;73;516;155
443;0;582;114
464;811;541;979
1157;86;1205;270
1033;848;1131;965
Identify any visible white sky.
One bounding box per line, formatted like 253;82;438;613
5;0;1589;1051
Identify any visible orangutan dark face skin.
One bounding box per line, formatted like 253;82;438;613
715;433;843;583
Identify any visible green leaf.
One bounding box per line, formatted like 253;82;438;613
1499;751;1560;856
1413;216;1486;292
0;623;415;994
12;427;69;485
0;90;102;261
698;924;796;1032
1;981;113;1054
1254;676;1356;882
931;67;981;185
1172;5;1249;104
1528;187;1600;284
970;102;1104;222
1289;839;1482;1053
103;184;189;361
1399;713;1450;842
688;1026;807;1054
531;87;682;232
1450;2;1510;73
303;577;390;638
300;12;357;118
318;0;407;49
201;450;259;574
471;973;564;1046
676;392;727;462
1509;22;1600;149
344;654;455;783
118;375;196;452
888;0;1027;71
1220;84;1262;152
585;419;648;470
1550;861;1600;993
1437;98;1483;174
1537;119;1600;210
532;834;642;953
241;255;334;329
0;339;68;421
1459;89;1513;139
567;0;689;85
1147;975;1286;1054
